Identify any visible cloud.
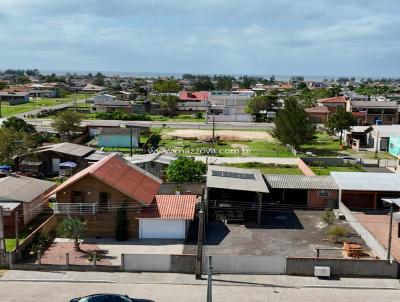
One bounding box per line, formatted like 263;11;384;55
0;0;399;76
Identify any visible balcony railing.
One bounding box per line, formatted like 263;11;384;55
53;203;98;215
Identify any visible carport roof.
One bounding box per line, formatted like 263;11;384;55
207;166;269;193
264;174;338;190
331;172;400;191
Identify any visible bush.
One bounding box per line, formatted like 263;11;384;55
321;209;335;226
96;110;152;121
327;225;348;243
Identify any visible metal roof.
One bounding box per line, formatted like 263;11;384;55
331;172;400;191
0;175;56;203
351;100;398;108
207;165;269;193
37;143;94;157
139;195;199;220
264;174;338;190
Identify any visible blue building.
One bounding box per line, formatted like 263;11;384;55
98;127;140;148
388;136;400;156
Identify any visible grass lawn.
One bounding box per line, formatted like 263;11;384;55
5;213;52;252
344;149;396;160
301;133;341;156
310;165;365;176
226;162;302;174
0;93;92;117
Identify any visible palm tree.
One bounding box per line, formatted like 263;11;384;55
59;217;87;251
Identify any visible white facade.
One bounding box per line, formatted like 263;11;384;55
139;219;190;239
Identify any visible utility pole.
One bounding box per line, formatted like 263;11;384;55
195;187;205;279
212;116;215;144
387;203;394;261
15;212;20;258
0;207;6;266
130;127;133;157
207;255;213;302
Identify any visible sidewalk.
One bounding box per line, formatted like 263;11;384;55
2;270;399;290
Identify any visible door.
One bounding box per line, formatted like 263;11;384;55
52;158;60;173
99;192;110;212
139;219;186;239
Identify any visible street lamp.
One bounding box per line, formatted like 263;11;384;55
382;198;400;261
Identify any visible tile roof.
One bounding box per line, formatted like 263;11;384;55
318;96;347;103
264;174;338;190
179;91;209;101
331;172;400;192
0;175;56;203
207;165;269;193
47;154;162;205
305;106;330;114
139;195;199;220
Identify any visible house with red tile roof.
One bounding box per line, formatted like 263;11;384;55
179;91;209;102
138;194;199;239
305;105;332;123
47;153;163;238
317;96;347;110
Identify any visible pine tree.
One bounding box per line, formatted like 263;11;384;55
272;97;316;149
325;108;357;145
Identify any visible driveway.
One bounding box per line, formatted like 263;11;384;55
184;210;371;258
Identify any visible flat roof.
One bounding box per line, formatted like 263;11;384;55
351;100;398;108
207;165;269;193
331;172;400;192
264;174;338;190
0;175;55;203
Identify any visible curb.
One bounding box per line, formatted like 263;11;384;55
0;279;116;283
303;285;400;290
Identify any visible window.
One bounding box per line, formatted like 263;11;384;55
71;191;83;203
319;190;330;197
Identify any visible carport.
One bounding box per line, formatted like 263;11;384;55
331;172;400;209
264;174;338;208
206;165;269;225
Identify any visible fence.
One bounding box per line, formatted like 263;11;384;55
339;202;390;260
286;257;398;278
122;254;286;274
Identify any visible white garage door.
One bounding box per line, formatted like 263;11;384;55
139;219;186;239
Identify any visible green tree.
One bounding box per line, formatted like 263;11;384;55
0;128;36;164
52;110;82;139
158;95;178;117
246;94;279;122
115;203;129;241
153;79;181;93
2;117;36;133
165;157;207;182
93;72;105;86
325;108;357;145
192;78;214;91
272;97;316;150
59;217;87;250
0;81;7;90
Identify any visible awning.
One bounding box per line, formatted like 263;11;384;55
59;161;78;168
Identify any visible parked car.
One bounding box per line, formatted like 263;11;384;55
339;156;364;165
70;294;154;302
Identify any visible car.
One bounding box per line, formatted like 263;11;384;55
70;294;154;302
339;156;364;164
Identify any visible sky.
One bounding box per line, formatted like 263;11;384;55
0;0;399;77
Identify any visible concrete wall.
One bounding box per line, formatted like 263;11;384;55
301;157;344;167
206;114;253;122
158;182;204;195
286;257;398;278
202;255;286;274
339;202;390;260
123;254;286;274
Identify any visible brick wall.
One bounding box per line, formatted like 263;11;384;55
308;189;338;208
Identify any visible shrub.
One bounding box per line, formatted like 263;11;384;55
321;209;335;226
327;225;348;243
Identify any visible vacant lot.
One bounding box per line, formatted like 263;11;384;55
184;210;371;258
226;162;302;175
162;129;273;142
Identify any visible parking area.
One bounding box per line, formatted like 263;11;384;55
184;210;372;258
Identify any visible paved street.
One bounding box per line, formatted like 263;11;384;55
1;270;399;302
